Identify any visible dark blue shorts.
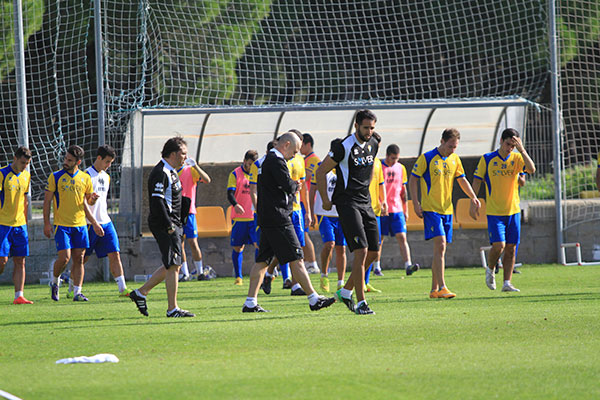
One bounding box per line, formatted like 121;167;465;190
423;212;453;243
317;215;346;246
230;219;258;246
0;225;28;257
487;213;521;245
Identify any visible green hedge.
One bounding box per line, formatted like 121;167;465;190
521;161;598;200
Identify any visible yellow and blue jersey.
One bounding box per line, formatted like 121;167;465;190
303;152;321;194
0;166;30;227
474;150;525;216
287;153;306;212
411;148;465;215
369;158;385;216
45;169;93;227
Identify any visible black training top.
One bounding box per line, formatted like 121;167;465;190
328;133;379;206
148;159;183;229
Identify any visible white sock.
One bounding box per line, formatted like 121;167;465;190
73;285;82;296
244;297;257;308
265;271;273;278
357;300;366;307
195;260;203;274
404;261;411;268
340;288;353;299
51;276;59;285
321;273;328;278
373;261;381;270
338;280;344;287
307;292;319;305
15;291;23;299
68;278;74;292
504;280;511;286
115;275;126;292
135;289;146;299
291;283;302;291
180;261;189;276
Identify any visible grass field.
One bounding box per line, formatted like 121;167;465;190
1;264;599;399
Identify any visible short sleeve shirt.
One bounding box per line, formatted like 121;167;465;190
46;169;93;227
287;153;306;212
382;161;408;213
85;166;111;225
369;158;385;216
0;166;30;227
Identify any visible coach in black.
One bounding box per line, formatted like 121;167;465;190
129;136;194;318
316;109;381;315
242;132;335;313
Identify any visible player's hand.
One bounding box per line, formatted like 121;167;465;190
306;213;313;227
93;223;105;237
469;200;480;220
44;223;52;238
381;201;388;216
184;158;197;167
322;198;333;211
234;204;244;214
310;216;317;229
88;192;100;205
413;202;423;219
511;136;525;153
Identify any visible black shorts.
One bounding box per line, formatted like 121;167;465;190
336;203;380;252
256;224;304;265
149;224;183;269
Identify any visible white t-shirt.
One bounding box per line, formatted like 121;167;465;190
313;170;339;217
85;166;112;225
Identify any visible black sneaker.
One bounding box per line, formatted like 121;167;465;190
494;263;500;274
335;289;355;312
261;275;273;295
405;263;420;276
309;296;336;311
166;308;195;317
355;302;375;315
290;286;306;296
282;278;293;289
513;267;521;274
129;290;149;316
178;275;190;282
242;304;270;313
73;293;89;302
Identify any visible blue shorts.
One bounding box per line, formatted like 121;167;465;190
291;210;306;247
0;225;29;257
317;215;346;246
87;222;120;258
423;212;453;243
54;225;89;251
380;212;407;236
487;213;521;245
301;202;309;232
230;219;258;246
183;214;198;239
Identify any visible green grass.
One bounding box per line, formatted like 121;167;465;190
1;265;599;399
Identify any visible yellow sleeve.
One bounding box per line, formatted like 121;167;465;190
191;167;201;183
473;156;486;180
0;171;4;192
401;164;408;185
454;155;465;177
411;154;426;177
227;171;237;190
311;164;318;185
249;163;258;184
45;174;56;192
85;175;94;195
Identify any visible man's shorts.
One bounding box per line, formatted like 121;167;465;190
291;209;306;247
54;225;89;251
380;212;407;236
230;219;258;246
336;202;379;252
317;215;346;246
149;223;183;269
0;225;28;257
183;214;198;239
423;211;453;243
487;213;521;245
256;224;304;265
87;221;120;258
301;202;309;232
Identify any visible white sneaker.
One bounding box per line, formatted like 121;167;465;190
306;265;320;274
485;267;496;290
502;282;520;292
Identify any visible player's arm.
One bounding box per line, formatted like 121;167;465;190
401;184;408;218
470;178;482;220
457;176;481;218
315;156;337;211
408;174;422;219
379;181;387;216
512;136;536;174
518;173;526;187
83;200;104;237
42;190;53;238
299;178;312;226
185;158;211;183
309;184;318;228
23;193;29;224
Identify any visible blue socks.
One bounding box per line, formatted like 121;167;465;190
365;264;373;284
232;250;243;278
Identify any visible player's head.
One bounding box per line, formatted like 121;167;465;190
439;128;460;157
12;146;32;173
385;144;400;165
354;109;377;143
161;136;188;168
300;133;314;156
499;128;520;154
276;132;301;161
63;145;84;172
243;150;258;170
95;145;116;171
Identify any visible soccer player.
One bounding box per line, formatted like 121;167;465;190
0;147;33;304
471;128;536;292
309;163;347;293
44;145;104;302
300;133;321;274
381;144;419;276
242;132;335;313
409;128;480;299
364;155;386;293
316;109;381;315
228;150;258;285
177;154;211;281
129;137;194;317
77;145;131;297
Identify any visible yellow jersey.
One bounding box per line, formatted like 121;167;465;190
45;169;93;227
287;153;306;212
411;148;465;215
0;166;30;227
369;158;385;216
474;150;525;216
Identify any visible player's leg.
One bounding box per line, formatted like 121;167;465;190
231;221;247;284
431;236;446;292
301;204;319;274
165;263;181;313
485;215;507;290
501;213;521;292
289;211;306;295
232;244;245;285
319;240;334;292
243;228;272;312
12;256;31;303
187;237;204;276
335;245;346;289
70;247;88;300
